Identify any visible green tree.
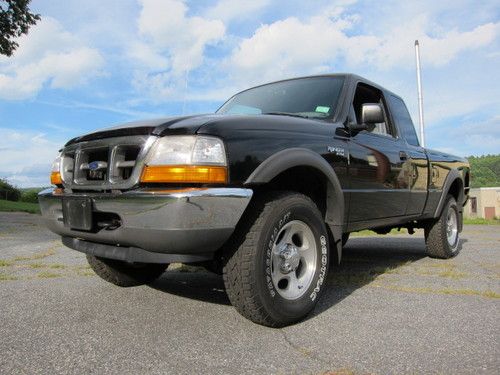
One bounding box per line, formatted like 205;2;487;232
0;178;21;201
20;189;39;203
0;0;40;57
468;154;500;188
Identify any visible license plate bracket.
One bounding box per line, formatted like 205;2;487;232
62;197;93;231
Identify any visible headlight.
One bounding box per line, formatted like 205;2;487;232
140;136;228;184
50;155;63;185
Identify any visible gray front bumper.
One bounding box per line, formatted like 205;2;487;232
39;187;253;261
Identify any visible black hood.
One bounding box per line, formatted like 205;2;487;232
65;113;334;146
65;114;222;145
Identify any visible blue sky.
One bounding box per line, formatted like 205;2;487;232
1;0;499;187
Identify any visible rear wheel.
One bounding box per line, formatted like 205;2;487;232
87;255;168;287
425;195;461;259
223;191;329;327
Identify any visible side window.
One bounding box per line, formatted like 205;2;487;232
352;83;393;137
388;95;420;146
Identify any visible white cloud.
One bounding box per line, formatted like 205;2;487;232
0;17;104;100
367;19;500;68
0;129;63;187
130;0;226;100
205;0;270;22
127;41;170;70
229;14;371;84
137;0;225;74
228;12;500;86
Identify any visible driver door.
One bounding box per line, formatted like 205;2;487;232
347;83;410;225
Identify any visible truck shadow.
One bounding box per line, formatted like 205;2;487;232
310;236;428;318
311;236;468;319
150;236;434;312
151;267;231;305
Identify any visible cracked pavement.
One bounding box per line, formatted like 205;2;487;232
0;212;499;374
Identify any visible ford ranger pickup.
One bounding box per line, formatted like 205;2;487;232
39;74;470;327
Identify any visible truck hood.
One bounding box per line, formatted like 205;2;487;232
65;113;331;146
65;114;220;145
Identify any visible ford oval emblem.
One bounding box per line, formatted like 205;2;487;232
89;161;100;171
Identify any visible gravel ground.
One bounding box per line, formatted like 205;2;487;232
0;212;498;375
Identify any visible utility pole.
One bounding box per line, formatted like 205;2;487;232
415;40;425;147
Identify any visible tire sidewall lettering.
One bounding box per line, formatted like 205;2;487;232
309;234;328;302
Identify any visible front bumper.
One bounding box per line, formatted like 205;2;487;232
39;187;253;262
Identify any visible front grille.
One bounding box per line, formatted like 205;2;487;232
76;147;109;182
110;145;141;181
60;135;155;191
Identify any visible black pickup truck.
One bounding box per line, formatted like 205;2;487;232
39;74;470;327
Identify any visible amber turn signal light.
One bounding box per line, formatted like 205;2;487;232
50;172;63;185
140;165;228;184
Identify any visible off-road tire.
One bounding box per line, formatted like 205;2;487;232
222;191;329;327
425;195;461;259
87;255;168;287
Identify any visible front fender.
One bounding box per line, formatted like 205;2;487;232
245;147;344;262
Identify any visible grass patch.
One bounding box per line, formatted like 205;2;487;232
13;247;56;261
14;262;66;270
372;284;500;299
411;263;468;279
0;259;13;267
436;269;468;279
0;199;40;214
76;270;95;277
424;262;456;269
48;264;66;269
0;272;17;281
483;290;500;298
323;370;356;375
37;271;62;279
75;265;92;270
463;217;500;225
26;263;45;269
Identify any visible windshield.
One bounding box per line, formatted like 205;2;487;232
216;76;345;119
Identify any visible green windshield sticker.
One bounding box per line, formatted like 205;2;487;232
315;106;330;113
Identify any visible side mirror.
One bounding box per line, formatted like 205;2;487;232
346;103;385;133
361;103;384;124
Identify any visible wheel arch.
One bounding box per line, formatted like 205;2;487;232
433;169;465;218
245;148;344;262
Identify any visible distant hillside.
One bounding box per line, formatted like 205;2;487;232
468;154;500;188
0;179;49;203
20;187;50;193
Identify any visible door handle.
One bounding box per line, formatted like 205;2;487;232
399;151;408;160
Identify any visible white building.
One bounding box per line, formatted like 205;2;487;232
463;187;500;219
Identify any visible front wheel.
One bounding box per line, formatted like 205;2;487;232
223;191;329;327
425;195;461;259
87;255;168;287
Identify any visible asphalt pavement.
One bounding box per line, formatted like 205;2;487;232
0;212;498;374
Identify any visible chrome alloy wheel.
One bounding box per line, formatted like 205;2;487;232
271;220;317;300
446;206;458;247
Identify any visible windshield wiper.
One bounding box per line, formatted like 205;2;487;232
262;111;310;119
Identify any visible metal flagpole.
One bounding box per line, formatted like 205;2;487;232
415;40;425;147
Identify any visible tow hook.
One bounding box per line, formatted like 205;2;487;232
97;219;121;230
